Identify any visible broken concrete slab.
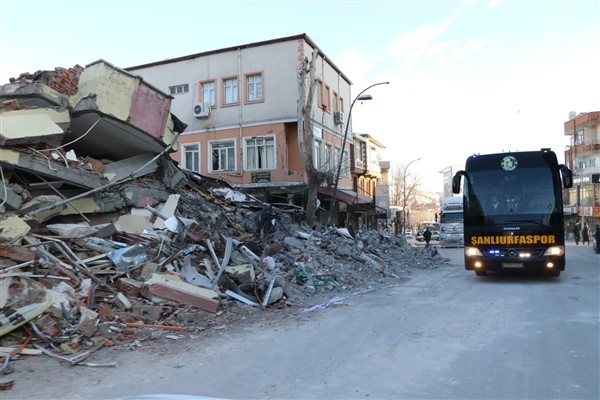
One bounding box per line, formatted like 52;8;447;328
102;152;159;183
0;215;31;243
22;192;126;223
0;148;107;190
142;273;221;313
153;194;181;230
0;109;68;146
0;184;23;210
115;214;152;234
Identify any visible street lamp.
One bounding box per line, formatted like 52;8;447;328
402;157;422;233
327;81;390;226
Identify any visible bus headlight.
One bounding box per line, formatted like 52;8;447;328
465;247;483;257
543;246;564;257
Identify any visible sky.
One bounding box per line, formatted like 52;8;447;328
1;0;599;192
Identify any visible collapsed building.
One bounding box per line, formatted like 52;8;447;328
0;61;444;382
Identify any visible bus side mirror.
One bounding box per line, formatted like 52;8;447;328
452;170;466;194
559;164;573;189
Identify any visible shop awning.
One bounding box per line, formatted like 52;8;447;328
319;187;371;205
319;187;387;215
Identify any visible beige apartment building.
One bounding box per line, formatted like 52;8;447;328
126;34;387;229
563;111;600;232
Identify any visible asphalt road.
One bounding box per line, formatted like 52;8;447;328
6;242;599;400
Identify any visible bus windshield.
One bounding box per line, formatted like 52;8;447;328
467;167;560;218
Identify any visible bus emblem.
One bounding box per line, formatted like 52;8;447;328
500;156;518;171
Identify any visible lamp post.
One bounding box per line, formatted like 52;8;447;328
402;157;422;233
327;81;390;226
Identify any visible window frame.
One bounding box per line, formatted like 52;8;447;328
314;139;323;171
181;143;201;173
208;139;237;173
200;80;216;105
323;83;331;113
169;84;189;95
335;145;350;177
245;72;264;103
244;135;276;171
222;76;239;106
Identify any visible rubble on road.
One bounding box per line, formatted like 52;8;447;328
0;61;448;384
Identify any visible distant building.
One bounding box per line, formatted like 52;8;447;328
563;111;600;230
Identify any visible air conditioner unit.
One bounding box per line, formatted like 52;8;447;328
334;111;344;125
193;102;211;118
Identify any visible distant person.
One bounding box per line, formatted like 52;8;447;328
573;223;581;245
582;224;590;245
423;227;432;248
488;193;504;212
594;225;600;254
490;194;500;211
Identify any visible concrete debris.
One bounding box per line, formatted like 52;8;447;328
0;61;448;381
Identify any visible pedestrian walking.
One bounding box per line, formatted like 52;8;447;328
594;225;600;254
423;227;432;248
574;222;581;245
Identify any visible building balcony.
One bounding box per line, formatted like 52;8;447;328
351;159;366;175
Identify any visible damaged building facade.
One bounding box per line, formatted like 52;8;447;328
125;33;389;230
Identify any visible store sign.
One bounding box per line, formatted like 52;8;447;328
251;171;271;183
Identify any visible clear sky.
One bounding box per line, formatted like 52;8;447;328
1;0;598;192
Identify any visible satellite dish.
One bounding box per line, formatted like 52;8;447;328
568;111;576;120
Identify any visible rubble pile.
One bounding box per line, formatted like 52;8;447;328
0;167;445;360
0;61;447;379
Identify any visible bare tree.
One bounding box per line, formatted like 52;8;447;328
389;164;422;231
389;162;422;210
297;49;333;225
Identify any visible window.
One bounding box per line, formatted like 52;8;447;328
324;143;332;170
323;84;331;112
575;129;584;145
370;146;379;168
246;73;263;102
169;84;189;95
317;80;325;110
336;146;350;177
245;136;275;170
314;140;322;170
223;77;238;104
333;92;339;112
209;140;236;172
315;140;332;171
313;126;323;140
182;143;200;172
341;149;349;176
201;81;215;105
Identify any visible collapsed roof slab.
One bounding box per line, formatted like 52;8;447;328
0;148;107;190
68;112;169;160
67;60;174;160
